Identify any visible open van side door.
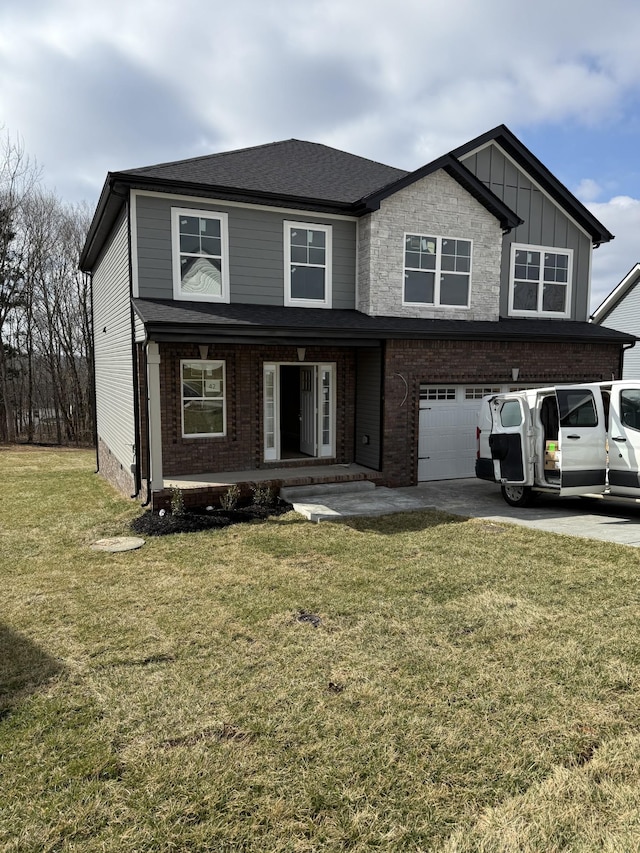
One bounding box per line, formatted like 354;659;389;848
488;395;533;485
556;385;607;496
607;384;640;497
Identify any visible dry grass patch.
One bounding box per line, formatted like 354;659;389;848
2;447;640;851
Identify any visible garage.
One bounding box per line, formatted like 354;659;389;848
418;384;512;481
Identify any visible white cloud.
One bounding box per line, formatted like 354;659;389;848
588;196;640;312
3;0;640;204
575;179;603;203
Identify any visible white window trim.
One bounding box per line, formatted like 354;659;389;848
508;243;573;318
171;208;230;303
181;359;227;438
263;362;335;461
402;233;472;309
284;221;332;308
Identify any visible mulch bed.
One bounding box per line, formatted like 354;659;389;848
130;499;293;536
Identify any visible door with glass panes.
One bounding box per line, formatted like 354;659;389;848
263;363;335;461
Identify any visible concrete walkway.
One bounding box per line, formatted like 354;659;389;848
283;477;640;547
401;479;640;547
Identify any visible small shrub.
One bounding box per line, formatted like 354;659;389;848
170;487;186;516
220;484;240;511
252;483;275;508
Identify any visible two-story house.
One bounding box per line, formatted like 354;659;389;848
80;125;634;508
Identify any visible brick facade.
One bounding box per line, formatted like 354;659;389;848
132;335;624;495
147;341;357;478
97;435;136;497
380;338;624;486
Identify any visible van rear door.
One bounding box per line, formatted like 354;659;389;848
488;395;532;485
607;384;640;497
556;385;607;496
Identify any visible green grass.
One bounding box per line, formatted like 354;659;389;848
2;446;640;851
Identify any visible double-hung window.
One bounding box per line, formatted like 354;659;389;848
172;208;229;302
509;244;572;317
284;221;332;307
403;234;471;307
181;360;226;437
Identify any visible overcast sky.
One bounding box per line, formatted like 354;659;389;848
1;0;640;311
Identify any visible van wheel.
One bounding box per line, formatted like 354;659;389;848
501;485;533;507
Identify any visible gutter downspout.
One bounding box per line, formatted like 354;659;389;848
145;339;163;507
125;192;143;499
89;271;99;474
140;335;152;508
620;340;637;379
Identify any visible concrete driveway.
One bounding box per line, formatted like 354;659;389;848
400;478;640;547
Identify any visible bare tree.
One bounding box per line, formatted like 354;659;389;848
1;129;94;447
0;129;40;442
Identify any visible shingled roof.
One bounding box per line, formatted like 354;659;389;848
132;298;636;346
120;139;408;205
80;135;522;269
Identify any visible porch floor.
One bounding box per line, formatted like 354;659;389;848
163;463;382;492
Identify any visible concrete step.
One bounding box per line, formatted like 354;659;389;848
280;480;376;503
281;482;432;523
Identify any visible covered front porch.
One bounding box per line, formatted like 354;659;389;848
154;462;383;511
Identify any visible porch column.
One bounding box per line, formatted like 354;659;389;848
146;341;163;492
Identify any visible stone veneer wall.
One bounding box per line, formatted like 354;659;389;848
358;170;503;321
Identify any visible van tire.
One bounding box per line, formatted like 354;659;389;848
501;485;534;507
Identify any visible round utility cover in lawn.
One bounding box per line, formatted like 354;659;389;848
90;536;145;552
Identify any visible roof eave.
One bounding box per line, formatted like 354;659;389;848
358;154;522;232
109;171;358;215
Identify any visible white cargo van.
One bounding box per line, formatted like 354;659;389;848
476;381;640;506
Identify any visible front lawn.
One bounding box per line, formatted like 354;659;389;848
2;446;640;852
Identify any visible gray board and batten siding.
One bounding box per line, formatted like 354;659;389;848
459;144;593;322
134;193;358;309
354;348;382;469
92;210;137;475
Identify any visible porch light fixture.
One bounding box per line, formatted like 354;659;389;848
512;367;520;381
297;347;306;362
198;344;209;360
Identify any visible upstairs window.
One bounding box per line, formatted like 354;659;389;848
172;208;229;302
509;244;572;317
284;222;332;308
403;235;471;307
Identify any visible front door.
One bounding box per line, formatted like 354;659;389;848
263;363;335;462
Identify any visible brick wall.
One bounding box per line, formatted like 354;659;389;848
154;342;356;477
357;170;503;321
97;435;136;497
381;338;623;486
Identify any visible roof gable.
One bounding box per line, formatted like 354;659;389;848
359;153;521;232
451;124;614;246
592;263;640;323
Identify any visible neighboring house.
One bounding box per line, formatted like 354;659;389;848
591;264;640;378
79;125;634;507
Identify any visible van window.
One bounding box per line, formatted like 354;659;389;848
620;389;640;431
557;390;597;428
500;400;522;428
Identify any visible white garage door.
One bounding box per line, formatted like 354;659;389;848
418;385;509;481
